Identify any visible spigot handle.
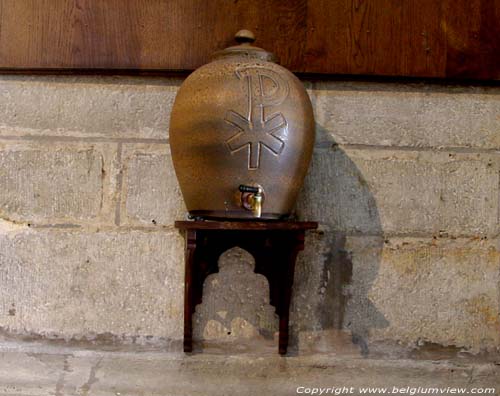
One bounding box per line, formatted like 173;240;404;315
239;185;262;194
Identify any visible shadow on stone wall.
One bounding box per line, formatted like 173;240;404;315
192;125;388;356
291;125;389;356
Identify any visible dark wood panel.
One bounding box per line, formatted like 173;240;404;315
0;0;498;79
303;0;448;77
442;0;500;79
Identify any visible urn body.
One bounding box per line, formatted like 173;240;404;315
169;32;315;219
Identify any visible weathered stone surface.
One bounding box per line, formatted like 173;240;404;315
291;229;500;351
0;75;180;139
292;229;387;353
0;75;498;360
0;149;103;223
193;247;278;341
297;148;498;235
344;236;500;351
313;82;500;149
0;229;184;340
291;229;331;334
0;342;499;396
123;149;185;226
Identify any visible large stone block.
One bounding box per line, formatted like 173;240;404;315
0;229;184;340
313;82;500;149
0;148;103;223
0;75;180;139
290;228;385;354
122;148;185;226
292;229;500;351
343;236;500;351
297;148;498;236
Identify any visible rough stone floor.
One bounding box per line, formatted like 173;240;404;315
1;338;499;396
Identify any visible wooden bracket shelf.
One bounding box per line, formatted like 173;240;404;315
175;220;318;355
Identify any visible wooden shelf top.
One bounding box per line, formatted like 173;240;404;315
174;220;318;231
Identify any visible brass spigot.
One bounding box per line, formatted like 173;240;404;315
251;191;263;218
239;185;263;218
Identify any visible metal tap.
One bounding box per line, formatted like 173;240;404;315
239;185;263;218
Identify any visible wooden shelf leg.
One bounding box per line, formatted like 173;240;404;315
278;231;305;355
183;230;197;353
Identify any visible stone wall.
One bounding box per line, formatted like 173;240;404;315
0;75;498;353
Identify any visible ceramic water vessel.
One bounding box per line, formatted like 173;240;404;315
169;30;315;219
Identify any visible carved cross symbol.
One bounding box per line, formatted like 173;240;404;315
225;109;287;170
224;66;289;170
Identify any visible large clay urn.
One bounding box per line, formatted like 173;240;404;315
169;30;314;220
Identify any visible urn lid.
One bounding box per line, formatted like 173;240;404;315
212;30;278;63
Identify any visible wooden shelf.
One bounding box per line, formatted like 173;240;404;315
176;220;318;355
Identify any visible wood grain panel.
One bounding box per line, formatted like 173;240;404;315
0;0;497;79
303;0;448;77
442;0;500;78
